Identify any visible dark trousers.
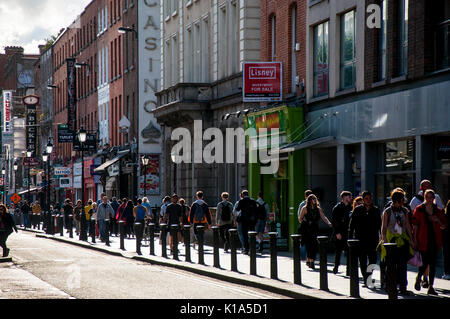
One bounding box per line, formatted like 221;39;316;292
110;217;118;236
394;249;409;290
418;249;438;286
219;224;233;250
193;223;208;242
241;222;255;251
0;231;10;255
334;239;347;267
359;248;378;283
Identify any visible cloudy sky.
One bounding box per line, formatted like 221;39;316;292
0;0;91;54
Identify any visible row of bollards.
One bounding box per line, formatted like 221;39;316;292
43;216;400;299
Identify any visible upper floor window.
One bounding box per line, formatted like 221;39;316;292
433;0;449;70
340;10;356;90
397;0;408;76
270;15;276;61
378;0;387;80
314;21;329;96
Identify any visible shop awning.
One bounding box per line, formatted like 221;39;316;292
272;136;337;155
93;151;129;173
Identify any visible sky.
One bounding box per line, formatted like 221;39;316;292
0;0;91;54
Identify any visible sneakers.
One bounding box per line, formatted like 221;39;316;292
427;287;438;296
442;274;450;280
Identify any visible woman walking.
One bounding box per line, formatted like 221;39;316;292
0;204;18;257
122;200;135;238
298;194;333;269
412;189;448;295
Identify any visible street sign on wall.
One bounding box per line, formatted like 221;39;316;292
243;62;282;102
58;124;73;143
54;167;71;176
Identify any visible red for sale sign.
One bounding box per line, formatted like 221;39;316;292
243;62;282;102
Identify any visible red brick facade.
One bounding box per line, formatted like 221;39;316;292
260;0;307;98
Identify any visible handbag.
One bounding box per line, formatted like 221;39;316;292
408;251;423;267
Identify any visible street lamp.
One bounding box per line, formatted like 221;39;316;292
141;156;150;197
77;127;88;241
46;140;54;154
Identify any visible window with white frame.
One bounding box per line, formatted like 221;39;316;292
193;22;201;82
340;10;356;90
165;39;172;87
201;17;210;82
218;5;227;79
291;5;297;92
171;35;178;86
185;26;193;82
230;1;239;75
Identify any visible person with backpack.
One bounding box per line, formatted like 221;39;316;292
215;192;235;253
380;189;415;295
163;194;183;254
256;192;269;253
236;190;258;255
189;191;212;249
233;193;245;252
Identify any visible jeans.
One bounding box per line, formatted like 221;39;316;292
219;224;233;250
358;248;378;284
98;219;106;241
23;213;30;228
237;223;245;250
418;249;438;287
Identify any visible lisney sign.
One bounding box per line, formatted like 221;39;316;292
243;62;282;102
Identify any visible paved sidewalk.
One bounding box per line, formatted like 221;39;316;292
18;225;450;300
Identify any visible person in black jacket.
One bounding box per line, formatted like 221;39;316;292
331;191;353;274
348;191;382;286
0;204;18;257
236;190;258;255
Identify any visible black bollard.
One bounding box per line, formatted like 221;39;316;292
383;243;398;300
135;222;143;255
291;234;302;285
268;232;278;280
105;219;110;246
119;220;125;250
348;239;360;298
183;225;191;262
171;224;179;261
249;231;258;276
160;224;168;258
37;214;40;230
59;215;64;237
318;236;329;291
229;229;238;272
149;223;155;256
212;226;220;268
50;214;55;235
68;215;73;238
197;226;205;265
80;214;87;241
91;219;96;243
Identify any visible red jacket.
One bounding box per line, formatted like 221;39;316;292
412;204;447;252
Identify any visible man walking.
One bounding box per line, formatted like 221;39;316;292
236;190;258;255
348;191;381;286
110;197;120;236
163;194;183;254
233;193;245;252
216;192;235;253
97;196;115;242
31;201;41;229
63;199;73;233
21;200;31;229
256;192;269;253
189;191;212;248
410;180;444;211
331;191;353;274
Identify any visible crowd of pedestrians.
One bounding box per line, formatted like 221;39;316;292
2;179;449;297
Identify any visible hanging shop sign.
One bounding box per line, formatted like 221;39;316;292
243;62;282;102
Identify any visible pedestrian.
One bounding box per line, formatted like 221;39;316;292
163;194;183;254
110;197;120;237
236;190;259;255
134;198;149;248
123;200;135;238
142;197;152;219
21;200;31;229
97;193;106;206
380;189;415;295
331;191;353;274
63;199;73;233
31;201;41;229
255;192;269;253
53;204;61;233
179;198;190;244
73;200;82;236
443;200;450;280
297;190;314;222
215;192;235;253
0;204;18;257
159;196;171;224
351;196;363;218
412;189;448;295
348;191;382;286
233;193;245;252
189;191;212;249
84;200;93;236
97;196;115;242
299;194;333;270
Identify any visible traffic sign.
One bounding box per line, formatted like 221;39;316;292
10;193;21;204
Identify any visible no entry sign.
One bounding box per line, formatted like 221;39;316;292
243;62;282;102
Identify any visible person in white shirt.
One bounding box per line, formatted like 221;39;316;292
410;180;444;212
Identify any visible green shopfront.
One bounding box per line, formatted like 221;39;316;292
245;105;306;251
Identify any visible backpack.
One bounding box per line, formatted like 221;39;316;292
193;203;209;223
220;202;232;222
256;202;267;221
